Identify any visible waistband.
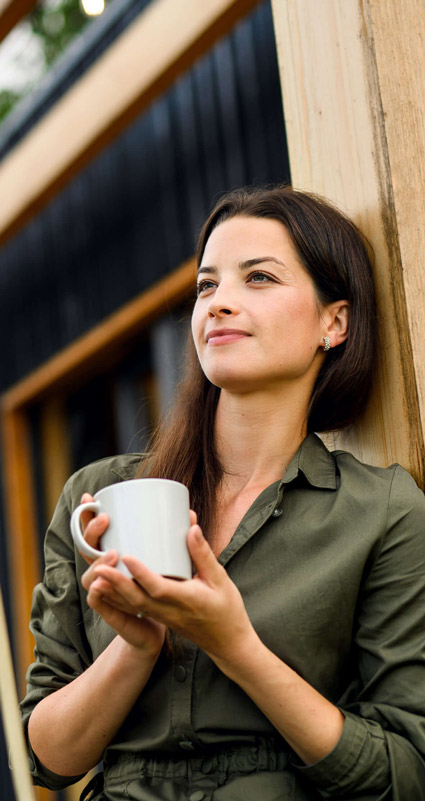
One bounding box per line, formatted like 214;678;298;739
103;738;289;786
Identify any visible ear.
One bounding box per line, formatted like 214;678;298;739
321;300;349;348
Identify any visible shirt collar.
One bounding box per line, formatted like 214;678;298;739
111;457;143;481
281;433;337;490
110;436;337;489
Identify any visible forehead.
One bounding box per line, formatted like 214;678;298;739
201;216;300;265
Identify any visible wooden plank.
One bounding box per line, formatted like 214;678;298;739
39;397;72;523
271;0;425;486
39;399;87;801
0;590;36;801
0;0;36;44
1;257;196;411
0;0;260;247
1;408;41;695
367;0;425;473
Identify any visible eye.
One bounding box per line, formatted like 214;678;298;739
196;279;216;296
248;271;275;284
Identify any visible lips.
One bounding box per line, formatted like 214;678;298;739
205;328;250;345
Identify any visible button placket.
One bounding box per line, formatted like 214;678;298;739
175;665;187;682
170;643;201;751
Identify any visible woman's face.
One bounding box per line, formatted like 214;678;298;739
191;216;342;394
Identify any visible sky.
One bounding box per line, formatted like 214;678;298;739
0;21;46;95
0;0;105;100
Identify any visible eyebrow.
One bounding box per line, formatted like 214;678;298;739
196;257;287;276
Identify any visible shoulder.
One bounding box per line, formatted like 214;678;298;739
63;453;145;512
332;447;425;526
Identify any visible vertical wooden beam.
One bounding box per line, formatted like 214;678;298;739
38;401;90;801
39;398;72;522
0;590;36;801
366;0;425;464
1;408;41;695
271;0;425;486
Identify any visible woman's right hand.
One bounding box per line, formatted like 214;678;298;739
78;493;166;656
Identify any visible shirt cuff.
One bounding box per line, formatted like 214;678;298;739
291;711;390;795
25;725;86;790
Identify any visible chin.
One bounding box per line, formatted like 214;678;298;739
205;369;268;393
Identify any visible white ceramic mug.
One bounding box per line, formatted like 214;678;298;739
70;478;192;579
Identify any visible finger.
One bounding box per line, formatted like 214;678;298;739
83;513;110;550
81;551;118;589
92;563;152;613
86;584;136;630
120;556;174;601
186;524;223;584
86;588;164;649
86;575;130;611
79;493;96;531
189;509;197;526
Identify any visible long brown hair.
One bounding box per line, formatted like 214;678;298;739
141;185;377;536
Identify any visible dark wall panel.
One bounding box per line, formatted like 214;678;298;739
0;0;289;393
0;457;14;801
0;3;289;793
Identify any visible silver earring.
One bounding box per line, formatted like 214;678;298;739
323;336;331;352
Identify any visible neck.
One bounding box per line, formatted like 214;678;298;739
214;384;310;493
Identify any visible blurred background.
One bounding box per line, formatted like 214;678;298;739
0;0;290;797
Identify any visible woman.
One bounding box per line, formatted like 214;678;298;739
21;186;425;800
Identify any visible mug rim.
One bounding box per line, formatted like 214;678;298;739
94;477;188;500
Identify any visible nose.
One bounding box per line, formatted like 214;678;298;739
207;281;239;319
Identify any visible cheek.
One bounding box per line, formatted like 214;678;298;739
191;306;199;337
191;309;202;354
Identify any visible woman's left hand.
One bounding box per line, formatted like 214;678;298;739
89;513;256;665
89;514;347;767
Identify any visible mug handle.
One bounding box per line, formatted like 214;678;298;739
70;501;105;560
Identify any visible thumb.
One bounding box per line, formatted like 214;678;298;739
187;524;222;583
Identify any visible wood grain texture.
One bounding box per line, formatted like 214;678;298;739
367;0;425;462
0;590;36;801
271;0;425;485
40;397;72;522
1;408;41;694
0;0;260;247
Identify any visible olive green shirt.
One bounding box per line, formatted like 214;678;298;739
20;434;425;800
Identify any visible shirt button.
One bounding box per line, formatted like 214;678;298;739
272;508;282;517
189;792;205;801
179;740;195;751
175;665;187;682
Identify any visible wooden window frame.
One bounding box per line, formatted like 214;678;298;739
0;0;260;692
0;258;196;692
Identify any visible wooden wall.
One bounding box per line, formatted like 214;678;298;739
271;0;425;487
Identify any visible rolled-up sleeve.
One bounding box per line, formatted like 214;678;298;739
294;465;425;798
19;474;93;787
19;457;134;788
